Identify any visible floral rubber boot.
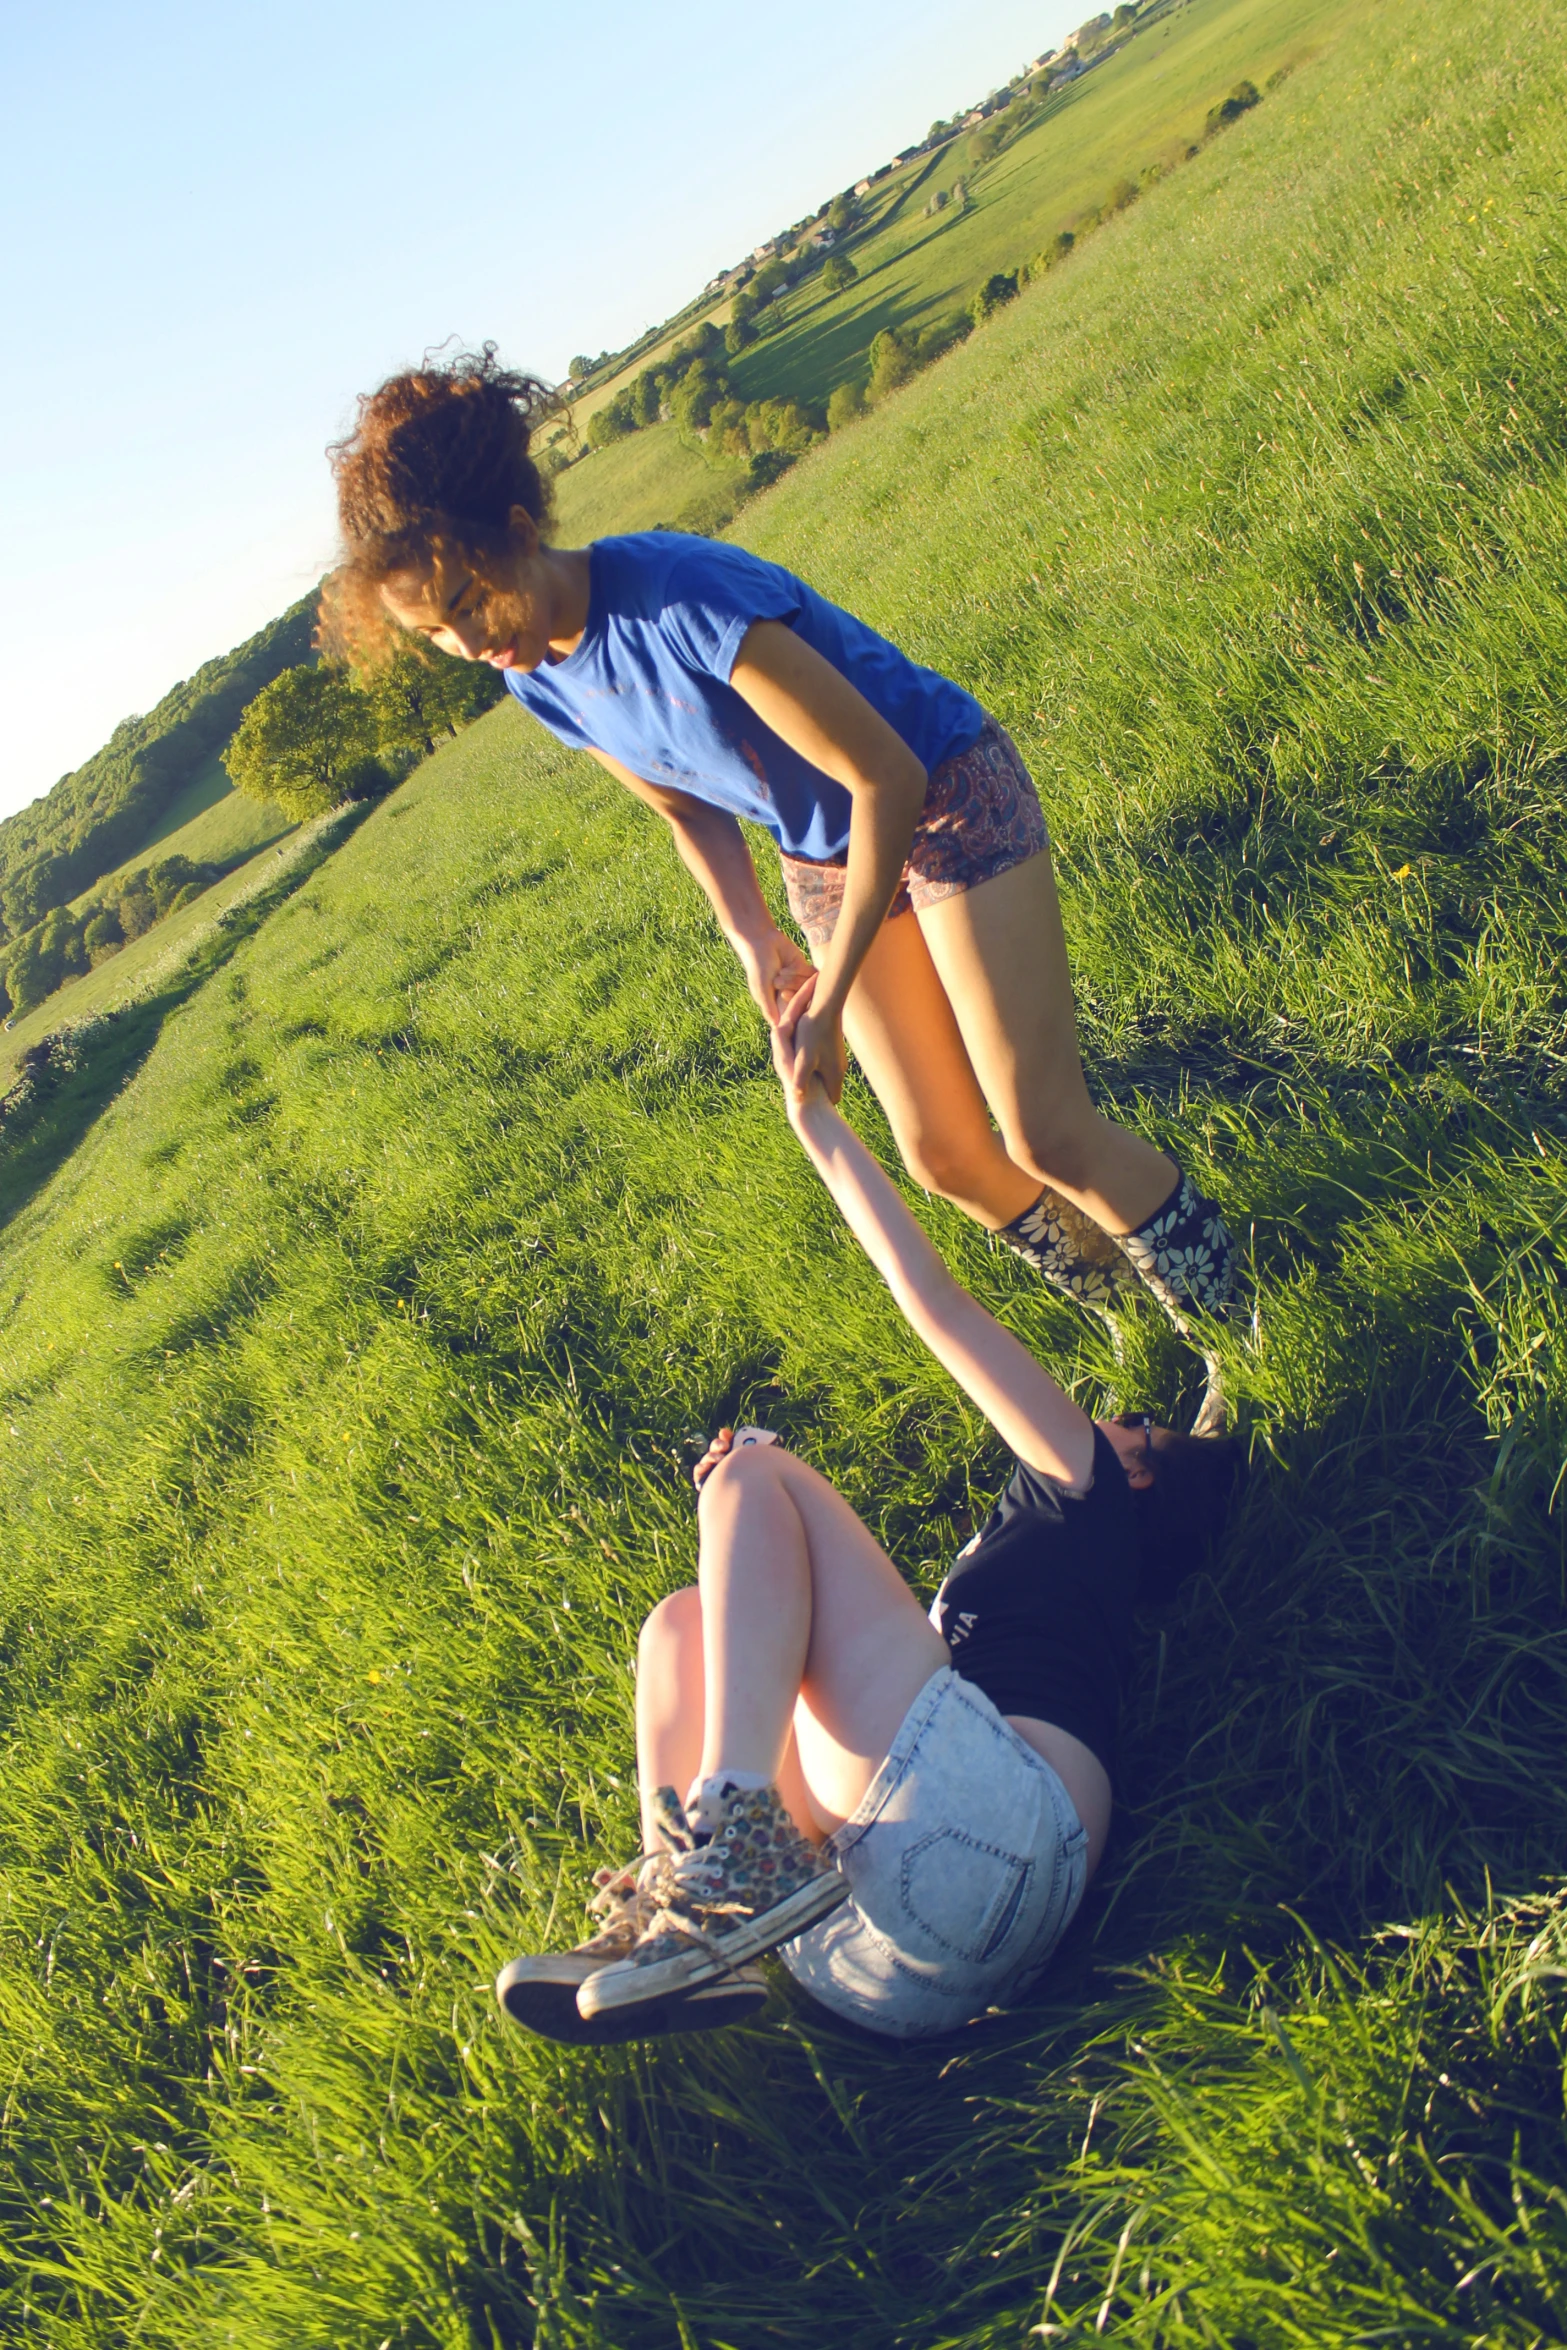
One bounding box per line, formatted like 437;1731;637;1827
577;1781;847;2022
496;1790;768;2043
996;1184;1137;1312
1114;1163;1237;1326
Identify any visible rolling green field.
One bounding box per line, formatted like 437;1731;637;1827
552;0;1355;546
4;0;1567;2342
130;752;292;868
0;832;305;1090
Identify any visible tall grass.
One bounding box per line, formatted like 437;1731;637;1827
4;1;1567;2341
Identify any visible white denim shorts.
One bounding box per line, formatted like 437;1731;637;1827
778;1666;1089;2040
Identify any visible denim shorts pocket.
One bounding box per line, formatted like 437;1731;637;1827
899;1827;1036;1965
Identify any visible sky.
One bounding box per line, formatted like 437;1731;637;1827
0;0;1077;823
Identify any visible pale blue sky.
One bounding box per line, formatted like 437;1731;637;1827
0;0;1074;822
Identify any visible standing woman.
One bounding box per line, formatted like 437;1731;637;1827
322;348;1236;1327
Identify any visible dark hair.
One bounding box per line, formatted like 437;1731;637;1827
320;345;560;664
1130;1426;1246;1604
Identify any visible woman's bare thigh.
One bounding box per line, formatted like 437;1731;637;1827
838;908;1039;1228
765;1448;948;1836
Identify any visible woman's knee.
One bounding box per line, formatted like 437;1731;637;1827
896;1125;1012;1205
694;1438;790;1520
1005;1102;1100;1194
637;1583;702;1671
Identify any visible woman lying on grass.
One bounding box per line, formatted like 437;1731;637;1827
325;347;1237;1338
496;1032;1243;2046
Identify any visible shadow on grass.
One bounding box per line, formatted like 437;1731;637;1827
0;805;372;1234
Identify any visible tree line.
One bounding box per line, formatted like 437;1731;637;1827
223;642;503;822
2;642;501;1024
1;854;222;1020
0;597;316;955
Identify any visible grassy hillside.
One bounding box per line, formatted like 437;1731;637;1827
552;0;1350;546
133;751;292;866
4;1;1567;2344
0;597;314;951
0;832;300;1089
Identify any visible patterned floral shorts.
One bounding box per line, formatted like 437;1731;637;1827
778;714;1050;951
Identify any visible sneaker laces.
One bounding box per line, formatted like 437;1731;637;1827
583;1785;699;1934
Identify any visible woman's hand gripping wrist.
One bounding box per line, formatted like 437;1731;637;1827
733;922;815;1028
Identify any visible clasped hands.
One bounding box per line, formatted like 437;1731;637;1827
737;924;845;1107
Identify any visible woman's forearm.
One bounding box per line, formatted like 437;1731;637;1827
794;1092;956;1315
790;1089;1094;1486
810;772;925;1021
664;805;776;946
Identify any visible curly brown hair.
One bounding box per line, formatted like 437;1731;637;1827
320;345;560;665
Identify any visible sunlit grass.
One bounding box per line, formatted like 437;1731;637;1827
4;1;1567;2341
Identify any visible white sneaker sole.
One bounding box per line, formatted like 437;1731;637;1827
496;1953;768;2044
577;1871;850;2019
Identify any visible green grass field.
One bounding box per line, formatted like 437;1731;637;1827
130;750;293;868
4;0;1567;2340
553;0;1355;547
1;833;304;1089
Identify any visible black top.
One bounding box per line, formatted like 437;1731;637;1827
931;1426;1140;1778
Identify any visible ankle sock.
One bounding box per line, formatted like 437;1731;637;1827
1116;1161;1236;1321
996;1185;1134;1308
684;1771;769;1838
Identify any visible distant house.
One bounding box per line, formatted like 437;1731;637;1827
854;177;872;197
1028;50;1059;72
703;275;725;295
963;109;985;127
1050;56;1085;85
811;225;839;248
751;239;777;261
896;145;920;164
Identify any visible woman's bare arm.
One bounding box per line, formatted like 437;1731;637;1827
729;621;927;1101
786;1067;1095;1488
586;747;812;1024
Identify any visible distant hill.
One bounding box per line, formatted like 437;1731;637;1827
0;0;1246;958
0;594;316;949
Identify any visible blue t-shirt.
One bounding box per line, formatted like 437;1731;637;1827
504;532;984;861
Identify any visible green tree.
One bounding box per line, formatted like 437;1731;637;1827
707;397;752;458
750;258;789;306
970;271;1021;325
83;906;124;964
826;381;869;431
867;328;917;402
629;370;662;427
822;253;859;295
4;927;58;1017
224;666;378;822
1207;79;1261;132
364;643;502;760
41;904;87;984
744;397;824;457
725;292;759;356
568;355;592;380
827;194;856;233
587;390;637;449
671;361;729;433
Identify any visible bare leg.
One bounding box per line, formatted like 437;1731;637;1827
689;1444;948;1836
915;849;1175;1234
838;908;1040;1229
636;1585;820;1849
638;1455;1113;1872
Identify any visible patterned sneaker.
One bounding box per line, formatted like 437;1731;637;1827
576;1781;848;2022
496;1796;769;2043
